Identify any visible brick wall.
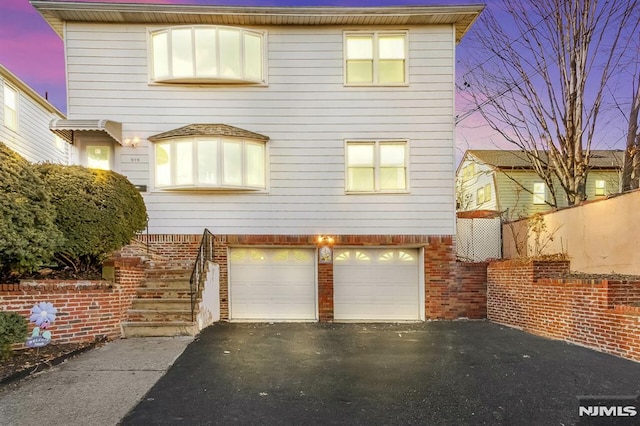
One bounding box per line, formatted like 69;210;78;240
135;234;201;263
488;260;640;362
0;259;145;346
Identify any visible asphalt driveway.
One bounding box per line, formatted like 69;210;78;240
121;321;640;425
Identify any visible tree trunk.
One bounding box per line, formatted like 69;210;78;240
622;75;640;191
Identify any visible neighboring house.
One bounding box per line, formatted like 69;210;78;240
0;64;70;163
456;150;623;218
33;1;483;323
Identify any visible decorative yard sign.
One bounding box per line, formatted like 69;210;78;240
26;302;57;348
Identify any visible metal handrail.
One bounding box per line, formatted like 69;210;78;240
189;229;214;322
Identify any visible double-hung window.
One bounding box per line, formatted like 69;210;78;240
346;140;408;193
150;26;265;84
3;84;18;131
595;180;606;196
344;31;407;85
533;182;546;205
477;184;491;205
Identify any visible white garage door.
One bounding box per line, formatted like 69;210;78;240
334;248;421;321
229;248;316;321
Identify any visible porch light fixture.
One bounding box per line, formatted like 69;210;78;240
124;136;140;147
316;235;334;245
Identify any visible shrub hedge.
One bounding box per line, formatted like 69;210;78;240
39;164;148;271
0;142;148;276
0;311;28;361
0;143;62;276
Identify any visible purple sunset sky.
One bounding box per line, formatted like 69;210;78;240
1;0;631;152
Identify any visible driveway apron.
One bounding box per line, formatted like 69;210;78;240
121;321;640;425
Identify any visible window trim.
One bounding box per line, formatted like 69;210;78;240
345;139;409;194
595;179;606;196
3;83;18;132
533;182;546;205
85;145;113;171
153;136;268;191
148;25;267;85
343;30;409;86
476;184;491;205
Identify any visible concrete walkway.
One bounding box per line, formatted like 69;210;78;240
0;336;192;426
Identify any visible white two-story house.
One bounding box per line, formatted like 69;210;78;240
1;64;69;164
33;1;483;323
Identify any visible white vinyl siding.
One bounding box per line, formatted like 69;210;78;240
0;76;69;164
65;23;456;235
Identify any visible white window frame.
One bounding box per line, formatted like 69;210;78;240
595;179;606;196
345;140;409;194
3;83;18;132
153;136;267;191
477;184;491;205
343;30;408;86
85;145;112;171
149;25;266;85
533;182;546;205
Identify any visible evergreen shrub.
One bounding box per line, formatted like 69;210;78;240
0;142;62;278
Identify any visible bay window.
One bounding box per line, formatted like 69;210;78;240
154;136;266;190
150;26;265;84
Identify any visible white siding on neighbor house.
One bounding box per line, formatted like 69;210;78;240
65;23;457;235
456;158;496;211
0;78;69;164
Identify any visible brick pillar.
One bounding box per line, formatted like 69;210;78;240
214;236;229;321
318;262;334;322
424;235;457;319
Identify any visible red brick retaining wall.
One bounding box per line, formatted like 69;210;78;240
0;259;145;346
488;260;640;362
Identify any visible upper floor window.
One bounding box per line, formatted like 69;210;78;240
154;136;266;190
150;26;265;84
3;84;18;131
344;31;407;85
461;163;475;182
595;180;606;196
477;184;491;205
533;182;546;205
346;140;407;193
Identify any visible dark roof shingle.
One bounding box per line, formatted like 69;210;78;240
467;150;623;169
149;124;269;142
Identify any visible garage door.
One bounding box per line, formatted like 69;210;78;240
229;248;316;321
334;248;421;321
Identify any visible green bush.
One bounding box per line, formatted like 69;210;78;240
0;311;28;361
0;142;62;278
38;164;148;271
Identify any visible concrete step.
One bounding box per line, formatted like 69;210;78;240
122;321;198;337
136;288;192;299
127;309;193;322
140;278;191;289
131;298;192;311
144;265;192;280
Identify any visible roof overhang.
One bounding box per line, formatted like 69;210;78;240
31;1;485;44
50;118;123;145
